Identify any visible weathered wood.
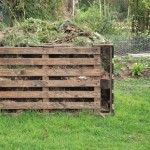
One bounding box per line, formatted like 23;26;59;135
0;58;100;65
0;68;103;76
0;91;100;98
109;46;113;112
0;102;100;109
0;47;43;54
101;79;111;89
0;47;100;54
42;54;49;113
94;52;101;104
0;79;100;87
0;45;113;112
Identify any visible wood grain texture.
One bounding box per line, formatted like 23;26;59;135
0;79;100;87
0;102;100;109
94;52;101;104
0;47;100;54
0;91;100;98
0;68;102;76
42;54;49;113
0;46;113;111
0;58;100;65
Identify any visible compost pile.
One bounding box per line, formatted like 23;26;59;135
0;18;108;47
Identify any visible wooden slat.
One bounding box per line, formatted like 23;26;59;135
0;68;102;76
0;58;100;65
0;102;100;109
42;54;49;113
109;46;113;112
0;91;100;98
94;54;101;103
0;79;100;87
0;47;100;54
0;47;43;54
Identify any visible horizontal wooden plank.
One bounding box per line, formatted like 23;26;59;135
0;47;43;54
0;91;100;98
0;58;100;65
0;47;100;54
0;79;100;87
0;102;100;109
0;68;102;76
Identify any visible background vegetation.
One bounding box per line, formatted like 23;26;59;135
1;0;149;34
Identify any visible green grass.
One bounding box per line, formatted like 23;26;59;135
0;78;150;150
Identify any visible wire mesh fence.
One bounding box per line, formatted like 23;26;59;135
107;34;150;56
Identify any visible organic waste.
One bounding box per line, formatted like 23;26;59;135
0;18;108;47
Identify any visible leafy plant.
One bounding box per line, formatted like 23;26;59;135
113;56;121;63
132;63;144;76
136;57;150;68
114;63;122;76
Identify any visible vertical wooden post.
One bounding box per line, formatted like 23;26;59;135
109;45;114;113
93;46;101;112
42;53;49;113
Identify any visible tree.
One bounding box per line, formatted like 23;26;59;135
67;0;78;17
129;0;150;34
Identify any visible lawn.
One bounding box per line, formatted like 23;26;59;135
0;78;150;150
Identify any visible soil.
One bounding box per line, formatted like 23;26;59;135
114;68;150;79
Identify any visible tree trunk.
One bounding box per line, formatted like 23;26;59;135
99;0;102;17
127;0;130;20
67;0;74;17
103;0;109;17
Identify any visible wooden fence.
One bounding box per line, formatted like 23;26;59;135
0;45;114;113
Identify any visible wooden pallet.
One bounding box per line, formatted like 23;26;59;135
0;45;113;112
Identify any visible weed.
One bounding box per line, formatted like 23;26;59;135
136;57;150;68
113;56;121;63
114;63;122;76
132;63;144;76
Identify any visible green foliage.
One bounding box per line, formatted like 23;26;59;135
78;0;95;10
136;57;150;68
0;22;6;30
3;0;64;25
132;63;144;76
111;0;128;21
124;55;133;61
113;56;121;62
113;56;122;76
129;0;150;34
74;5;115;34
1;18;106;46
0;18;58;46
114;63;122;76
73;37;88;46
